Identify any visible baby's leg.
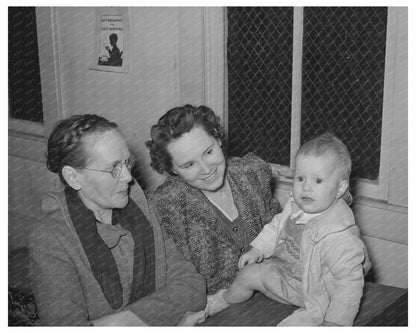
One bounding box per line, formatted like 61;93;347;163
223;263;264;304
258;260;304;307
205;261;302;317
205;265;263;317
224;262;301;306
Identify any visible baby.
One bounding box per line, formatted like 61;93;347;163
205;133;371;326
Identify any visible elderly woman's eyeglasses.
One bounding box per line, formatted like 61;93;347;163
84;155;135;178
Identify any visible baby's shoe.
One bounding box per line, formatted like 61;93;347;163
205;289;230;317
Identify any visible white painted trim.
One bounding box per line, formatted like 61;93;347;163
8;131;47;163
354;179;380;200
203;7;226;127
8;119;44;137
173;8;181;107
387;7;407;207
45;7;64;130
290;7;303;168
36;7;64;137
223;8;229;139
372;7;397;200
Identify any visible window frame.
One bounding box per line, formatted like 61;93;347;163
292;7;402;201
214;6;406;203
8;7;63;141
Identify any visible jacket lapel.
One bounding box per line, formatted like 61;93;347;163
227;172;264;239
185;183;236;246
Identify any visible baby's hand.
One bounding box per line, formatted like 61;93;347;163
238;248;262;269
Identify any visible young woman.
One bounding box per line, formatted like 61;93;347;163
146;104;281;296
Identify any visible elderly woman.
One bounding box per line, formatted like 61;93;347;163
146;104;281;298
28;114;206;326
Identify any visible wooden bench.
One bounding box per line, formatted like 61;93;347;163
9;247;407;326
200;282;407;326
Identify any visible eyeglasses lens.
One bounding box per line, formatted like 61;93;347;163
127;156;135;170
111;156;135;178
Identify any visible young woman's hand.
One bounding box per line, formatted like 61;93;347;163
238;248;263;269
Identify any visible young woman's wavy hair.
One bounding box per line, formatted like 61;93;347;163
145;104;224;176
46;114;119;186
296;132;353;205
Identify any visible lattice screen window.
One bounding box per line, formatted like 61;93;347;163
9;7;43;123
227;7;293;166
227;7;387;181
301;7;387;181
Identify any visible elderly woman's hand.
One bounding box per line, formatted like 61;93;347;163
177;310;207;326
92;310;147;326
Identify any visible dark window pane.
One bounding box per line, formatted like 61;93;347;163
227;7;293;165
9;7;43;123
301;7;387;181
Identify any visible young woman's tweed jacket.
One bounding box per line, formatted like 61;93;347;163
152;153;281;295
28;181;206;326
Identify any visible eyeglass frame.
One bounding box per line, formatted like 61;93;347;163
83;155;136;178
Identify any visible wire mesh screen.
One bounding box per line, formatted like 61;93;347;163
227;7;387;181
227;7;293;165
9;7;43;123
301;7;387;181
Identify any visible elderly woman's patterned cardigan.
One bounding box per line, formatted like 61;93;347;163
152;153;281;295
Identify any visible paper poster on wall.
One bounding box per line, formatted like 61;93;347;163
90;7;130;73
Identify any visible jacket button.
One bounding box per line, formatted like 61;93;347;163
232;226;239;232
